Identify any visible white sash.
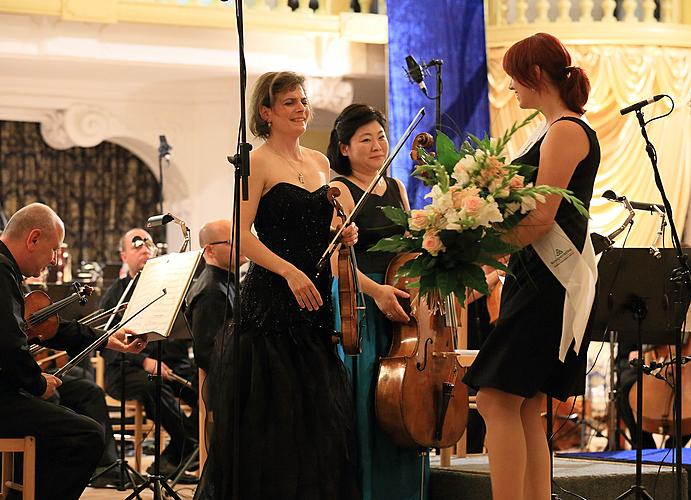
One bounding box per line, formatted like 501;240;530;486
531;223;598;361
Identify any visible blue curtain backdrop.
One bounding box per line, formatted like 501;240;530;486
386;0;489;208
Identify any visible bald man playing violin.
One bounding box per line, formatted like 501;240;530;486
0;203;148;500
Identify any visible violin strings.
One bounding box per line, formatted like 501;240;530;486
27;295;80;327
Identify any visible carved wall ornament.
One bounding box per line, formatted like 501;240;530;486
40;104;115;149
305;77;354;113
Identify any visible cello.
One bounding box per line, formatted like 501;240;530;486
374;131;468;449
375;253;469;449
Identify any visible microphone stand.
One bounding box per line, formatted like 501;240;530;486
636;105;689;500
427;60;443;135
221;1;251;499
158;138;171;214
616;103;690;500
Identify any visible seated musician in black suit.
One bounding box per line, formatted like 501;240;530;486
0;203;147;500
186;219;244;373
100;227;198;479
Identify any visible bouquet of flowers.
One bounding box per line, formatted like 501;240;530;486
369;111;588;307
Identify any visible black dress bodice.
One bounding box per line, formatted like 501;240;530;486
333;176;405;274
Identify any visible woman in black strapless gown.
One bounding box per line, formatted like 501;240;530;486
194;71;359;500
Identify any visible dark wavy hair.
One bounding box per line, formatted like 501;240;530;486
249;71;308;139
502;32;590;114
327;104;386;176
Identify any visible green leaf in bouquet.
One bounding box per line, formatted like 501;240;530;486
437;228;483;263
478;232;517;255
412;163;441;186
515;163;537;179
473;255;510;275
461;263;490;296
435;131;462;169
378;205;409;228
368;234;415;253
417;147;437;165
459;140;475;157
494;110;541;154
436;271;455;299
406;254;432;276
529;186;590;218
419;272;438;296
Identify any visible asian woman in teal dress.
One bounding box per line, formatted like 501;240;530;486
327;104;429;500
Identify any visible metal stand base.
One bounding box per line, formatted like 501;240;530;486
90;458;144;493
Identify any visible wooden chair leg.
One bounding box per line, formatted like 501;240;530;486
22;437;35;500
134;401;143;473
198;368;208;476
1;450;11;499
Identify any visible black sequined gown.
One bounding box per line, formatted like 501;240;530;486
195;182;359;500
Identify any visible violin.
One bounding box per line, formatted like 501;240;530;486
24;283;93;344
375;253;468;449
327;186;365;355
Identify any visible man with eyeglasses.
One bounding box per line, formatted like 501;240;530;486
99;227;198;481
186;219;245;373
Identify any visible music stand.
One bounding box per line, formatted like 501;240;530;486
122;250;203;500
89;275;145;493
591;248;690;500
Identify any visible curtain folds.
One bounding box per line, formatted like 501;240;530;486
0;120;163;264
489;44;691;248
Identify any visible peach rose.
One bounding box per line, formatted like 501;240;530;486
509;174;525;190
461;195;484;217
408;209;429;231
422;230;445;256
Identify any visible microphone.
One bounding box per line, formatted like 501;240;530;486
405;55;427;95
603;189;665;213
619;95;664;116
147;213;191;252
146;213;176;227
602;189;624;202
158;135;172;160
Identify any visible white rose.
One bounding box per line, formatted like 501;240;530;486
472;200;504;228
444;210;461;231
451;155;476;185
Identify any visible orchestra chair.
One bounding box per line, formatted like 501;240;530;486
92;354;154;473
198;368;208;475
0;436;36;500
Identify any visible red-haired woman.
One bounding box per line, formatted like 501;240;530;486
463;33;600;500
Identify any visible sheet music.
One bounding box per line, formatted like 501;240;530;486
120;250;202;341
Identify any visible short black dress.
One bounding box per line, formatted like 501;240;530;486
195;182;359;500
463;117;600;401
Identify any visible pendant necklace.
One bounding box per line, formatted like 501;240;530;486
266;143;305;184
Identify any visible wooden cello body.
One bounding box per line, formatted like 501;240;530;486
375;253;468;449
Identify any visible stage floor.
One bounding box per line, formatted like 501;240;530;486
430;454;688;500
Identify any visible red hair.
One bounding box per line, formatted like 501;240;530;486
502;32;590;114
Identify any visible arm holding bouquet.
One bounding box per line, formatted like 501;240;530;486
369;111;589;306
504;118;589;248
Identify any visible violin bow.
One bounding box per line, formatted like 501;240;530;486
317;107;426;271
